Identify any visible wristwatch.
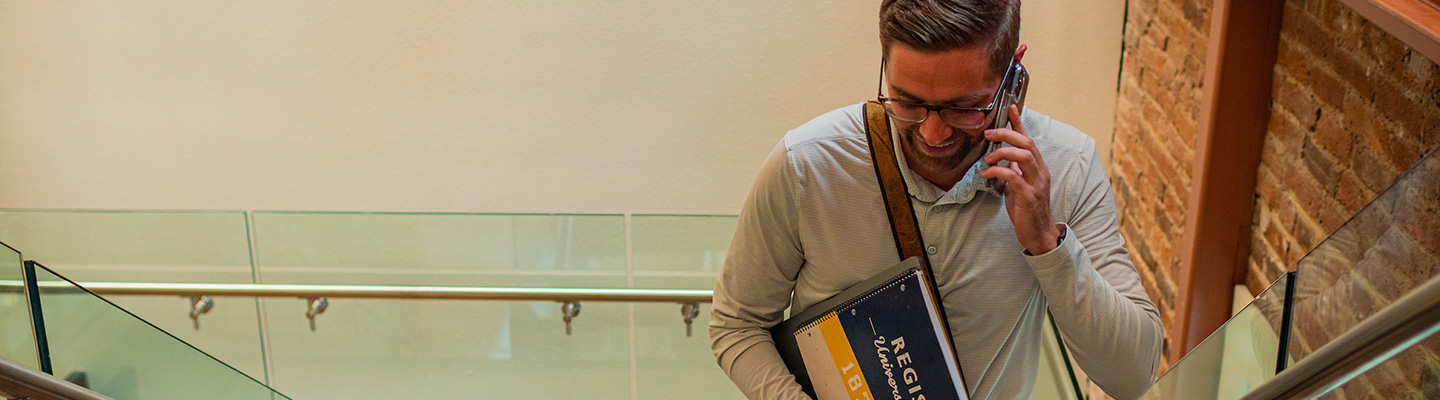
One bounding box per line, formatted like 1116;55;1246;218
1024;224;1067;256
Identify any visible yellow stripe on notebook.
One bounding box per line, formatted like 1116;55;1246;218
818;312;872;399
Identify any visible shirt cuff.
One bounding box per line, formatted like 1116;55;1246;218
1023;223;1081;271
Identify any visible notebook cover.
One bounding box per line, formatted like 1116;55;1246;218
770;257;968;400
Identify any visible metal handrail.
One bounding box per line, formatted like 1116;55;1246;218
1238;272;1440;399
0;356;111;400
0;280;714;303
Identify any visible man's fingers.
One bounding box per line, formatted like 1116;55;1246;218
1007;104;1027;138
984;130;1037;158
980;164;1027;192
982;147;1044;179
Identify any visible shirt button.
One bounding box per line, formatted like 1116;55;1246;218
927;245;938;255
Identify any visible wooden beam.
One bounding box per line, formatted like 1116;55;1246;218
1171;0;1286;361
1338;0;1440;65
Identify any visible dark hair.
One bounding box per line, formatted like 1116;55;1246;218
879;0;1021;75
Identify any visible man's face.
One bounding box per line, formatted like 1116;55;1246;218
884;44;1004;178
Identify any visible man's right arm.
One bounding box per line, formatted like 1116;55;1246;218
709;140;812;400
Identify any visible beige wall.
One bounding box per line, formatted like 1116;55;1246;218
0;1;1123;215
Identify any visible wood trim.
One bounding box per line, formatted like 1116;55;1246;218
1171;0;1286;361
1338;0;1440;64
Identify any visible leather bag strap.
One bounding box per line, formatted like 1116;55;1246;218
862;100;930;269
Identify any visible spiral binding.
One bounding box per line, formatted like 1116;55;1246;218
791;268;923;336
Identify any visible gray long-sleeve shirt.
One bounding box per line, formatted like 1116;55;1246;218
709;104;1162;400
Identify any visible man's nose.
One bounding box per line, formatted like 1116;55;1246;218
919;110;952;145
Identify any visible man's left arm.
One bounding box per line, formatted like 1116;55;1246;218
981;105;1163;400
1024;144;1163;400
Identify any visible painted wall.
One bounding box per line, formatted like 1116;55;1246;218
0;1;1124;215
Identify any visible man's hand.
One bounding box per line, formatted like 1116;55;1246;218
979;104;1061;255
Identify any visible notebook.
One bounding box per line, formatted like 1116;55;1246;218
770;257;969;400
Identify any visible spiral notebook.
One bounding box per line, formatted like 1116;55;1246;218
770;257;969;400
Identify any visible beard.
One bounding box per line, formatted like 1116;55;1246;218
897;123;987;177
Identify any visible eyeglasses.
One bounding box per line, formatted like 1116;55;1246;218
875;58;1014;130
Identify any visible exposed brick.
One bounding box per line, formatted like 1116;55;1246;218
1324;3;1367;60
1306;63;1349;114
1341;90;1386;150
1372;76;1427;137
1312;109;1355;160
1403;193;1440;257
1257;164;1285;210
1403;49;1440;90
1295;215;1317;249
1273;73;1321;137
1278;195;1301;238
1350;143;1402;194
1334;168;1376;213
1292;304;1335;350
1245;256;1269;295
1182;54;1204;95
1275;36;1311;81
1367;363;1413;399
1382;136;1427;173
1418;351;1440;399
1181;0;1206;32
1283;2;1333;60
1285;161;1326;212
1361;24;1412;76
1317;195;1352;234
1303;136;1338;193
1339;374;1375;400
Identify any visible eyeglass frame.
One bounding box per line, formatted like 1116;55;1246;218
875;57;1017;130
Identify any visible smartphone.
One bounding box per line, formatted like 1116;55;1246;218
985;62;1029;169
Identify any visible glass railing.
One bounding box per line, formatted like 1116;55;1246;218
18;260;289;399
629;214;743;399
1304;323;1440;399
1142;147;1440;398
0;242;38;371
1239;271;1440;399
1285;147;1440;377
251;211;636;399
0;211;1090;399
1141;272;1293;400
0;209;267;381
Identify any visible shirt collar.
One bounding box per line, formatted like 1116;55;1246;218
889;127;1000;206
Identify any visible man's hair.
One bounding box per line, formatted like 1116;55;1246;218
879;0;1021;76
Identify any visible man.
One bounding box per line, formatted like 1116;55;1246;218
708;1;1162;399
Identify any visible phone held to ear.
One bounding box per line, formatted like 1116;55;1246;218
985;62;1029;171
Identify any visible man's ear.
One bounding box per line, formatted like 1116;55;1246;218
1014;44;1028;63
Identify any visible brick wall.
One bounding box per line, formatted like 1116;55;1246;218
1250;0;1440;397
1248;0;1440;296
1112;0;1439;375
1110;0;1210;370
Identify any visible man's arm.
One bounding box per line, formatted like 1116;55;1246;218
1024;144;1163;400
709;141;812;400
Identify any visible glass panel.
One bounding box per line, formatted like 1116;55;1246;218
631;214;735;289
1289;149;1440;368
1033;313;1088;400
0;242;38;370
252;212;626;286
1140;272;1292;400
30;262;288;400
252;212;630;399
0;210;254;283
0;209;266;380
1309;327;1440;399
631;215;742;399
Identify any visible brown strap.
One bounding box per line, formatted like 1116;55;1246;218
865;101;966;390
862;100;929;268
